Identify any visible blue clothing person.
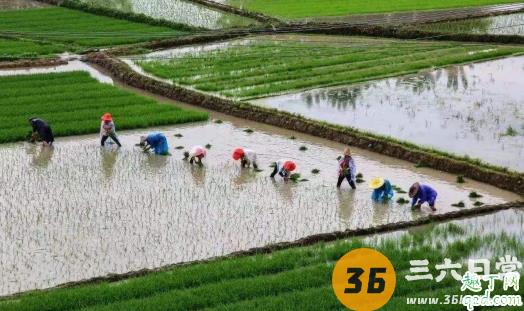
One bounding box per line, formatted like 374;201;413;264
142;132;169;155
371;179;394;202
410;183;437;211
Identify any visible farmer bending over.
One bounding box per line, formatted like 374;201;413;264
100;113;122;147
232;147;258;169
369;177;394;202
28;117;54;146
270;159;296;180
189;145;206;165
139;132;169;155
409;182;437;211
337;147;356;189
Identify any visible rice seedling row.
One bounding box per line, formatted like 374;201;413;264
0;7;190;53
137;37;524;99
0;37;64;60
224;0;522;19
2;208;521;310
0;71;207;143
419;12;524;36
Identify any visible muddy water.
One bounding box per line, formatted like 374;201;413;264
252;56;524;171
422;13;524;36
0;0;46;10
0;118;519;295
78;0;259;29
0;60;114;84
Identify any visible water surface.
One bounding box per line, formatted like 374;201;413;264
421;13;524;36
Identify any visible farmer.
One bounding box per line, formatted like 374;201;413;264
232;147;258;169
337;147;356;189
409;182;438;211
270;159;296;180
28;117;54;146
139;132;169;155
100;113;122;147
369;177;394;202
189;145;206;165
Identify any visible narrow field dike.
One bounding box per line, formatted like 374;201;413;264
135;35;524;99
0;71;208;143
0;6;191;53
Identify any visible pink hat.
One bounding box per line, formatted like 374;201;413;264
101;113;112;121
232;148;245;160
283;161;296;172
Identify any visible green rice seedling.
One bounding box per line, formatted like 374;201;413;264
356;173;363;178
397;197;410;204
473;201;485;207
243;128;254;133
213;119;223;124
289;173;301;182
289;135;296;140
356;177;365;183
392;185;407;194
451;201;466;208
299;145;308;151
311;169;320;174
205;144;212;149
336;156;342;160
175;146;184;150
183;151;190;159
502;126;518;137
468;191;483;199
174;133;183;138
456;175;466;183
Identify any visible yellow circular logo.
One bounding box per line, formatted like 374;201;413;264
332;248;396;310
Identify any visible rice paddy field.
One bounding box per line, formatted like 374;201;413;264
223;0;523;19
134;35;524;100
0;6;190;55
0;206;521;310
78;0;260;29
419;13;524;36
253;55;524;172
0;37;64;61
0;69;207;143
0;117;518;296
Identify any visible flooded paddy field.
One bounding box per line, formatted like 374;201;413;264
0;117;519;295
252;56;524;172
420;12;524;36
79;0;260;29
133;34;524;100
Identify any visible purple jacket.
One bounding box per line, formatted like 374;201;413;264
412;184;438;207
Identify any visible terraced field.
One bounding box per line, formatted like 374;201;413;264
420;12;524;36
0;37;63;60
0;7;189;53
0;71;207;143
136;35;524;99
225;0;522;19
1;208;522;311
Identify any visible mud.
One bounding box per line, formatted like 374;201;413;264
0;119;519;296
0;58;66;70
252;56;524;172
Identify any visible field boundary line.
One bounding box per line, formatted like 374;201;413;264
187;0;282;24
0;58;66;69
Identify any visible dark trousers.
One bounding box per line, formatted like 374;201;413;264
337;175;356;189
270;164;278;178
101;133;122;147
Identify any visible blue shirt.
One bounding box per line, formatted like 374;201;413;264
146;132;169;155
411;184;438;206
372;180;394;201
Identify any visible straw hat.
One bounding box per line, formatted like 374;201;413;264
101;113;112;121
232;148;245;160
283;161;296;172
409;182;420;198
192;146;206;157
369;177;385;189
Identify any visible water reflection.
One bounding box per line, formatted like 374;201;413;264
79;0;258;29
101;148;119;180
189;164;206;186
253;56;524;171
26;144;54;169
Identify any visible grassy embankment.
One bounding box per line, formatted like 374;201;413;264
1;210;522;310
0;71;207;143
227;0;523;19
137;37;524;99
0;7;190;59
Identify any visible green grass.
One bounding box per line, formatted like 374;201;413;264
0;37;64;61
1;213;522;310
227;0;522;19
0;7;190;54
0;71;208;143
137;36;524;99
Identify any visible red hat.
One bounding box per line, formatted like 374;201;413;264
283;161;296;172
232;148;245;160
101;113;112;121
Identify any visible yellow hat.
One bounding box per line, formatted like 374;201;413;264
369;177;385;189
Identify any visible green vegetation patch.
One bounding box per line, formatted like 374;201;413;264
226;0;522;19
0;37;63;61
419;13;524;36
0;7;189;53
137;36;524;99
0;71;207;143
1;211;522;310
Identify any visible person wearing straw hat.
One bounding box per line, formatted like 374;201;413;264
409;182;437;211
28;117;54;146
232;147;258;170
270;159;296;180
100;113;122;147
139;132;169;155
337;147;356;189
369;177;394;202
189;145;206;165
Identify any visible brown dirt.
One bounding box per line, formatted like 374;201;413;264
0;58;66;69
